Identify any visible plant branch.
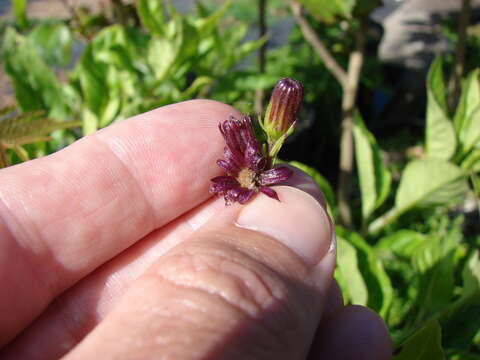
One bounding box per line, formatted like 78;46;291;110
289;2;348;87
368;207;398;234
448;0;471;112
255;0;267;115
337;20;366;228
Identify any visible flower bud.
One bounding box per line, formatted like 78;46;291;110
263;78;304;141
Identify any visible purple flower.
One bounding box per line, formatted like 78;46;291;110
210;115;292;205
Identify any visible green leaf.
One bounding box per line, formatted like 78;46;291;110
395;159;468;213
75;50;107;133
147;37;177;81
353;112;391;221
454;69;480;156
194;0;231;35
28;22;73;66
454;70;479;132
289;160;337;218
370;159;469;233
393;321;445;360
12;0;28;29
413;231;459;321
337;227;393;317
461;105;480;155
296;0;356;21
181;76;212;98
461;148;480;172
136;0;165;35
376;230;427;258
335;235;368;306
460;251;480;303
425;57;456;160
471;173;480;213
2;28;69;118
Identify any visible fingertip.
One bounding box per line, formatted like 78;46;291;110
235;185;332;267
310;305;393;360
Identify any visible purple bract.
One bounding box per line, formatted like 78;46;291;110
210;115;292;205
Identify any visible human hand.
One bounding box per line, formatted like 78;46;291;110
0;100;392;359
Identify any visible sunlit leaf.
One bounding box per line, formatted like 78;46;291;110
148;37;177;81
413;228;460;321
335;234;368;306
461;148;480;172
337;227;393;317
376;230;427;258
295;0;356;21
454;69;480;156
460;251;480;303
137;0;166;35
28;22;73;66
181;76;212;98
2;28;70;118
353;112;391;221
425;58;456;160
12;0;28;28
395;159;468;212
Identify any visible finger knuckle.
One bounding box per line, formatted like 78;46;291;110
151;240;302;344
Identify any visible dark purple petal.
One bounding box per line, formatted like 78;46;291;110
237;188;256;204
258;166;293;186
220;121;244;164
226;187;243;203
244;145;266;172
210;176;239;194
259;186;280;201
217;159;237;174
221;116;262;156
211;175;239;186
237;116;260;153
223;147;243;170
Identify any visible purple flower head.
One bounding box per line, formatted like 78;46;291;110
210;115;292;205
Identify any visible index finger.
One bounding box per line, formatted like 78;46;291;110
0;99;240;345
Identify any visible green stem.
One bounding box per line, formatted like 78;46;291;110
367;207;400;234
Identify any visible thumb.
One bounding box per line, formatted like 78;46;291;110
64;172;335;360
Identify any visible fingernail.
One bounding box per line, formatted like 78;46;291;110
236;186;332;267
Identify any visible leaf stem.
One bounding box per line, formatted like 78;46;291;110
368;207;399;234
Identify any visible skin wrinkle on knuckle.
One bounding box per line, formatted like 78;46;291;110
144;238;311;352
92;134;157;230
148;269;300;359
154;250;284;318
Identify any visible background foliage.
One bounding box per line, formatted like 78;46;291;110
1;0;479;358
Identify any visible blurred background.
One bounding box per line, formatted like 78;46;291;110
0;1;479;358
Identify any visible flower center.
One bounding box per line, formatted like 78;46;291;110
237;168;257;189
